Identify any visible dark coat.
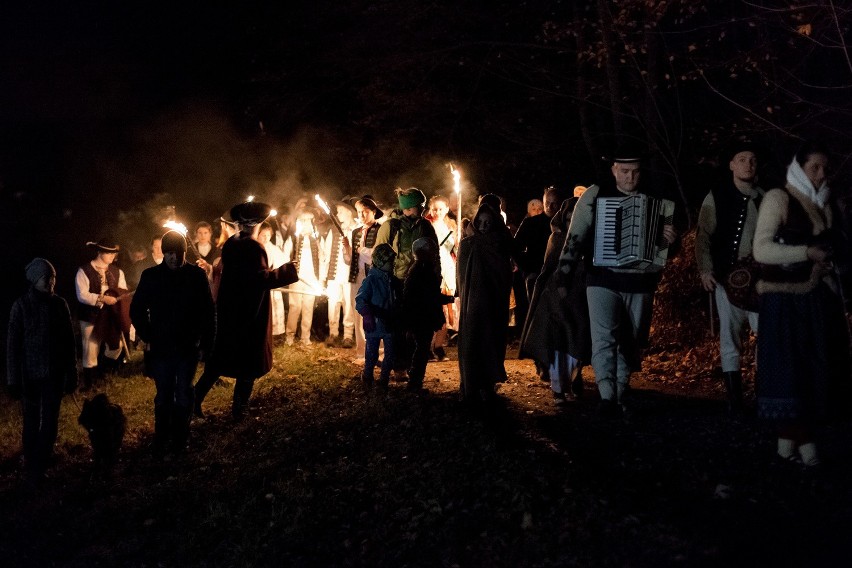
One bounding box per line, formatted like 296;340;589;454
457;206;513;399
7;289;77;389
520;198;591;365
403;261;451;333
210;235;299;379
130;262;216;357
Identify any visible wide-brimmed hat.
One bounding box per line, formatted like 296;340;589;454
605;141;646;164
86;238;120;253
335;201;357;217
356;196;384;219
230;201;272;226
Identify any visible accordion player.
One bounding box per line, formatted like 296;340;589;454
592;194;675;272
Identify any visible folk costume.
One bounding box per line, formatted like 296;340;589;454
349;198;383;359
557;147;681;415
457;204;513;404
75;239;129;386
283;216;323;346
321;202;357;346
695;143;764;413
753;155;850;463
208;202;299;419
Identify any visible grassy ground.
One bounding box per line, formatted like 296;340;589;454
1;340;851;567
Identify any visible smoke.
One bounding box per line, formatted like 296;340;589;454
97;104;482;251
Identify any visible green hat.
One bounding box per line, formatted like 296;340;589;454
397;188;426;210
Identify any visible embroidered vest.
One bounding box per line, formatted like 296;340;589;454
760;188;824;285
349;223;380;283
709;183;762;277
77;263;120;323
292;234;320;279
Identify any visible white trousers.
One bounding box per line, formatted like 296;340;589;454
326;279;354;339
79;320;124;369
714;285;758;372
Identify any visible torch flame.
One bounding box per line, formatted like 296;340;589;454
163;220;189;236
450;164;461;195
314;194;331;215
247;195;255;203
270;209;278;217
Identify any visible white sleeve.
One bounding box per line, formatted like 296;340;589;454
76;267;100;306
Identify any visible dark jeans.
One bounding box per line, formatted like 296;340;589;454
365;334;395;382
409;327;434;386
150;353;199;411
21;379;64;479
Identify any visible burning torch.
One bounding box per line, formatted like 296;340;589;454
450;163;462;222
315;194;346;238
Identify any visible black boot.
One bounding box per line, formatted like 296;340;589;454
193;371;218;417
723;371;744;417
171;405;191;454
153;405;171;458
232;377;256;420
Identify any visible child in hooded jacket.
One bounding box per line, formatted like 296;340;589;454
403;238;455;390
355;244;398;389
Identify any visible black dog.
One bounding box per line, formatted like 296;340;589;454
78;393;126;466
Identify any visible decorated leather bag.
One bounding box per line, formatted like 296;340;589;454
723;255;761;312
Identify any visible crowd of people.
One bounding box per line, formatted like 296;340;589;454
6;139;851;485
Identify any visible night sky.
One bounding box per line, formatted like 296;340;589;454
2;1;851;316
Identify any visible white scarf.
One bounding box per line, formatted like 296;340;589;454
786;158;830;208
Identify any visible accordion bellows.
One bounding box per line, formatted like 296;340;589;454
593;194;675;272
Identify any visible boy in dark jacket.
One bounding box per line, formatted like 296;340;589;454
7;258;78;485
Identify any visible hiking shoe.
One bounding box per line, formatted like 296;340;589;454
341;337;355;349
553;391;568;406
434;347;448;362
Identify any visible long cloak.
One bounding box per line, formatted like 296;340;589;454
210;235;298;379
519;198;591;365
457;208;513;400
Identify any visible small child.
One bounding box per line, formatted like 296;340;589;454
403;238;454;390
355;244;398;389
6;258;78;486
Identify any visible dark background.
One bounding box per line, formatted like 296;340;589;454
2;1;852;342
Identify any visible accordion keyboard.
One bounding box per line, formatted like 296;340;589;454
593;194;674;271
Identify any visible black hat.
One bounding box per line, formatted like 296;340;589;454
356;196;384;219
606;141;646;164
725;140;759;163
86;238;120;253
161;230;187;254
230;201;272;226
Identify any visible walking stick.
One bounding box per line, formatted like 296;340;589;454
708;292;716;337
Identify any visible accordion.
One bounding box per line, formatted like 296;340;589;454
592;194;675;272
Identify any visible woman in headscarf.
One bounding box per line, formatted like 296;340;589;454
456;202;513;405
753;141;850;468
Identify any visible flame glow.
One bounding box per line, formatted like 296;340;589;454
270;209;278;217
450;164;461;195
163;221;189;236
247;195;255;203
314;194;331;215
